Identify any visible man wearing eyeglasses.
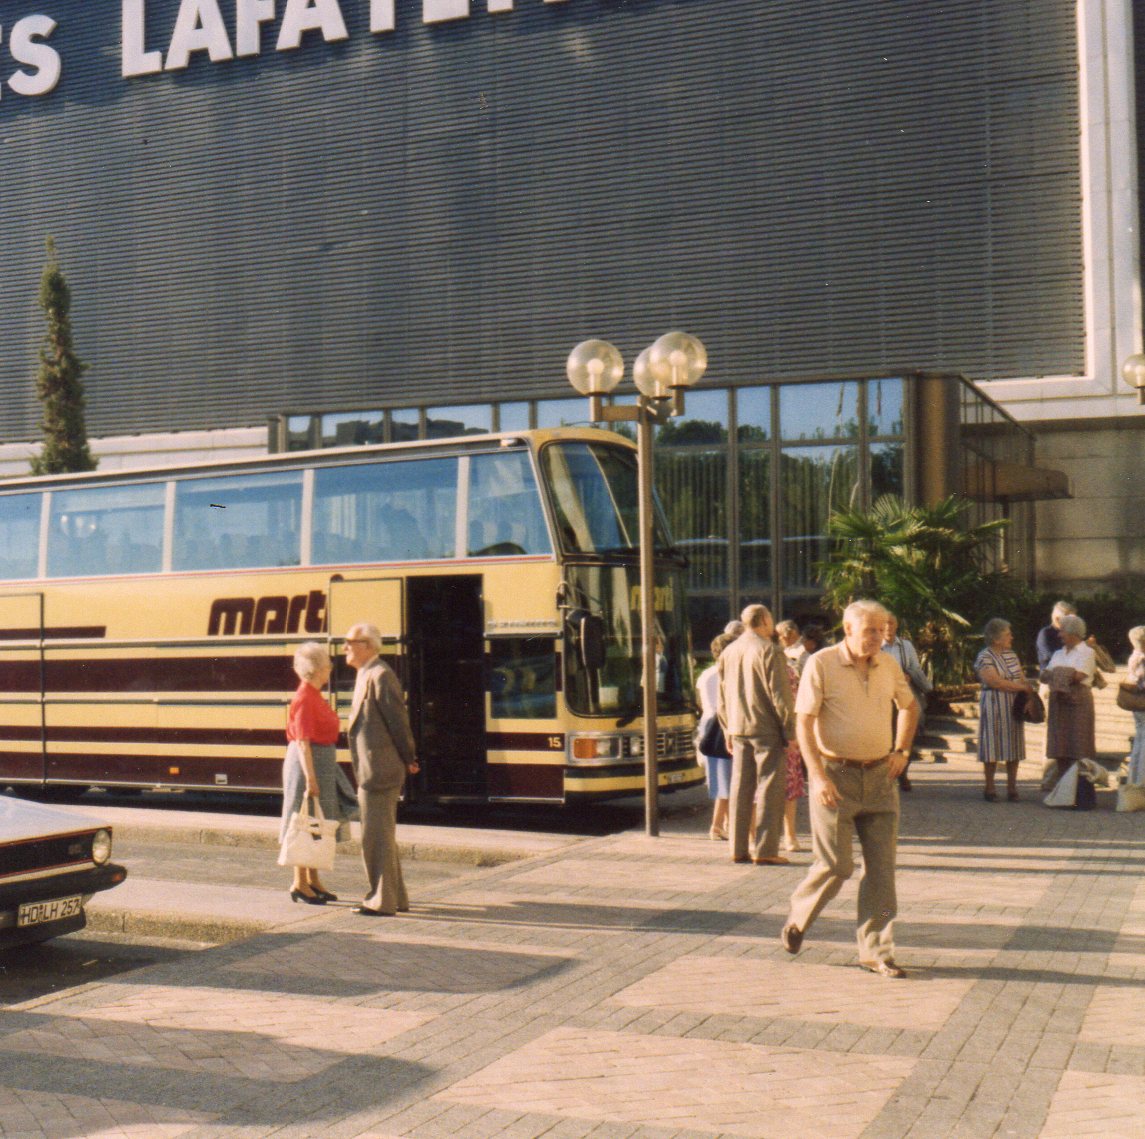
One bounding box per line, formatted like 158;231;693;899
344;623;420;917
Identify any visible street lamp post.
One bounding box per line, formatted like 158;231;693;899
1122;354;1145;405
566;331;707;837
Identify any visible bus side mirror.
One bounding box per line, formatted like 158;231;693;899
578;613;606;671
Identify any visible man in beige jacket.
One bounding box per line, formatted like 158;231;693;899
717;604;795;864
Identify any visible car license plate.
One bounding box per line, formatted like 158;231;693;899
17;895;83;928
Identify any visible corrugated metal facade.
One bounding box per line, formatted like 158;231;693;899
0;0;1082;439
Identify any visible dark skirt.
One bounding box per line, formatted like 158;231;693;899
1045;688;1095;761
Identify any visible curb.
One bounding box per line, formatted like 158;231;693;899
115;822;537;867
85;907;274;945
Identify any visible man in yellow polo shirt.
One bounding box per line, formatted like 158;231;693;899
781;599;919;977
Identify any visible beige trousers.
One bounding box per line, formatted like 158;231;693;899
786;758;899;963
358;786;408;914
729;733;786;860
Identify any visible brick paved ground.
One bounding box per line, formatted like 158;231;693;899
3;750;1144;1138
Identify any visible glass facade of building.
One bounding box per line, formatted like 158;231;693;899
274;374;1038;647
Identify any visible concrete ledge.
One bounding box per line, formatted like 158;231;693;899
86;908;271;945
49;801;580;868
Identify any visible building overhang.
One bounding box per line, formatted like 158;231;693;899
964;459;1071;502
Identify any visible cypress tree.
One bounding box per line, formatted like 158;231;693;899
31;237;96;475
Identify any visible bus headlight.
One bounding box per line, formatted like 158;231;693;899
91;829;112;865
569;735;622;764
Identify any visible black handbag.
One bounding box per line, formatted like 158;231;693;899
697;716;731;760
1012;688;1045;724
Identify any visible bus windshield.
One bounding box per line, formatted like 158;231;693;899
540;440;674;555
562;562;693;718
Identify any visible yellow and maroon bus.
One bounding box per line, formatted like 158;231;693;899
0;428;700;804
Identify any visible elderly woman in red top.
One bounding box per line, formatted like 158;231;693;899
281;641;354;904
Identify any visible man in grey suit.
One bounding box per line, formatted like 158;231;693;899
717;604;795;865
344;623;419;916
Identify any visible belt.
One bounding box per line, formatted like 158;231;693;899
828;756;888;769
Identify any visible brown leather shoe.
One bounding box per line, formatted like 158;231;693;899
860;959;906;979
752;855;790;866
732;856;751;864
780;923;803;954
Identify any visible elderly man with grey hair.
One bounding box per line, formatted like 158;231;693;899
717;603;795;865
344;622;420;916
781;599;918;978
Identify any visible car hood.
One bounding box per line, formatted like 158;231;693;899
0;796;110;843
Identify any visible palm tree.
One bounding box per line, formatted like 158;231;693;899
817;494;1011;686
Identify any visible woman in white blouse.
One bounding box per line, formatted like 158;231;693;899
1125;626;1145;786
1041;613;1096;786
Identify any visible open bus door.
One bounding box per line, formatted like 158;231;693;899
0;593;46;788
328;574;486;803
406;575;486;801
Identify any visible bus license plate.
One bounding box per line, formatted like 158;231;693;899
17;896;83;928
664;770;686;785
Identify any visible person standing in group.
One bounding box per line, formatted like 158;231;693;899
974;618;1036;802
280;642;357;904
717;604;795;865
1036;601;1076;670
777;620;808;677
344;623;420;917
696;631;737;841
1125;626;1145;786
781;599;919;978
1042;613;1096;788
880;613;932;792
781;642;807;853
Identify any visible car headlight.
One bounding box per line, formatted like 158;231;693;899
91;828;112;865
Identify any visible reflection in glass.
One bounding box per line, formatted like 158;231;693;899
0;494;41;579
780;445;859;589
390;408;420;442
285;415;315;452
321;412;384;448
498;402;530;432
490;637;556;719
563;563;692;717
779;382;860;441
738;448;771;589
657;448;728;590
541;441;672;555
656;389;729;445
536;398;589;429
736;386;770;442
312;458;458;563
871;441;905;499
868;379;905;436
48;483;165;578
173;473;302;571
426;404;492;439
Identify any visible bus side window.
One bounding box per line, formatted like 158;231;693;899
0;492;42;579
489;637;556;719
47;484;164;578
172;471;302;571
312;457;458;565
467;452;551;557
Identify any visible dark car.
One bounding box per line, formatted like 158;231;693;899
0;796;128;949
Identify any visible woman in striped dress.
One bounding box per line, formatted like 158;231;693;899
974;618;1036;801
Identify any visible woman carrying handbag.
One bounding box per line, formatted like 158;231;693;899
280;642;356;903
